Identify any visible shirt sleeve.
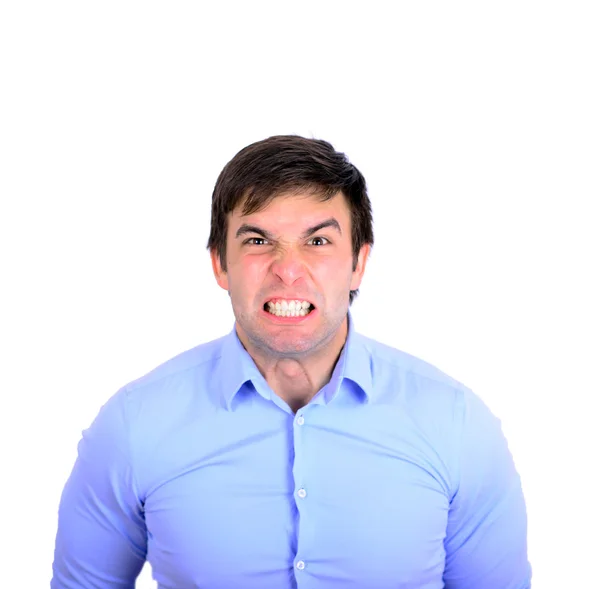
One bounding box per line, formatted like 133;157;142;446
51;388;147;588
442;388;532;589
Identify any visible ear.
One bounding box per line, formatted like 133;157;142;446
350;244;370;291
210;249;229;291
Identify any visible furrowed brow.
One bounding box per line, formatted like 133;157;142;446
300;218;342;240
235;224;276;240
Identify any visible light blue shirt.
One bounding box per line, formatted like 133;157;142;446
52;314;531;588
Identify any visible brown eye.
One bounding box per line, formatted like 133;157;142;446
309;237;329;246
246;238;268;246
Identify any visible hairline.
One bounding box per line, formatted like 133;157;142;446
237;183;342;217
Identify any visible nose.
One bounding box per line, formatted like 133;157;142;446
270;248;307;286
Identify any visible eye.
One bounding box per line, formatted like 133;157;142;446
244;237;269;246
309;236;330;246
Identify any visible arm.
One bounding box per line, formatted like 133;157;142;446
51;389;147;588
443;389;532;589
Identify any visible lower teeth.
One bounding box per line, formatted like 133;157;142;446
266;307;312;317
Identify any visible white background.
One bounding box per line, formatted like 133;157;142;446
1;2;598;587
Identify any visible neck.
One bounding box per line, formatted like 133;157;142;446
238;316;349;411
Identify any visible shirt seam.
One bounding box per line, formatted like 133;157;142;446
125;353;221;394
359;340;467;500
120;350;228;487
369;348;469;393
451;387;467;502
122;386;144;506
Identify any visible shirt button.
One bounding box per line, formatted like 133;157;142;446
296;415;305;425
296;560;305;570
297;488;307;498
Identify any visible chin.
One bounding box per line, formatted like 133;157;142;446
262;335;315;357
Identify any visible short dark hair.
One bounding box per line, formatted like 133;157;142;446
207;135;374;304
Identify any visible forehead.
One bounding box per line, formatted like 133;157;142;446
231;191;350;225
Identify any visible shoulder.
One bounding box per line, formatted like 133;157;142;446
112;334;230;419
127;335;227;390
356;331;470;404
355;333;505;491
356;332;503;450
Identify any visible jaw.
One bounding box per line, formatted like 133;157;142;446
235;303;349;363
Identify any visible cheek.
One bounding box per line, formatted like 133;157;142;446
313;256;354;284
231;257;269;289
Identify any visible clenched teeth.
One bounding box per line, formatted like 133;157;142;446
266;299;312;317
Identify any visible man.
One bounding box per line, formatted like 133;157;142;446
52;135;532;588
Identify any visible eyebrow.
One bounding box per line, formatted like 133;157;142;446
235;217;342;240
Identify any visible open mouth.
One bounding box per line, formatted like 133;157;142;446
263;300;316;318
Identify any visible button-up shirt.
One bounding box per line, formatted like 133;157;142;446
51;314;531;588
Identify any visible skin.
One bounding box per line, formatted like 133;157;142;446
211;191;370;412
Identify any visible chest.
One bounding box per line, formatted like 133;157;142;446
142;411;450;588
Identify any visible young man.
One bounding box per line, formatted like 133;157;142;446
52;135;532;588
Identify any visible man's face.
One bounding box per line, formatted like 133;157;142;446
211;191;369;358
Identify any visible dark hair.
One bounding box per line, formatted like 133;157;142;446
207;135;374;304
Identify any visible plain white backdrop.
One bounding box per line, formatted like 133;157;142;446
1;2;598;587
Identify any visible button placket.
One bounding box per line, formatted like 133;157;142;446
292;411;310;575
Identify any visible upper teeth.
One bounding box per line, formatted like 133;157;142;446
267;299;311;316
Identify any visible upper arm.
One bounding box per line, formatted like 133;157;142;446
51;389;147;588
443;389;532;589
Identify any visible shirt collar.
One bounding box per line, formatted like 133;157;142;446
217;323;271;411
218;312;374;411
325;312;374;404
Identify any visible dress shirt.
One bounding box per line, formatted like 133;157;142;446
51;313;531;588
